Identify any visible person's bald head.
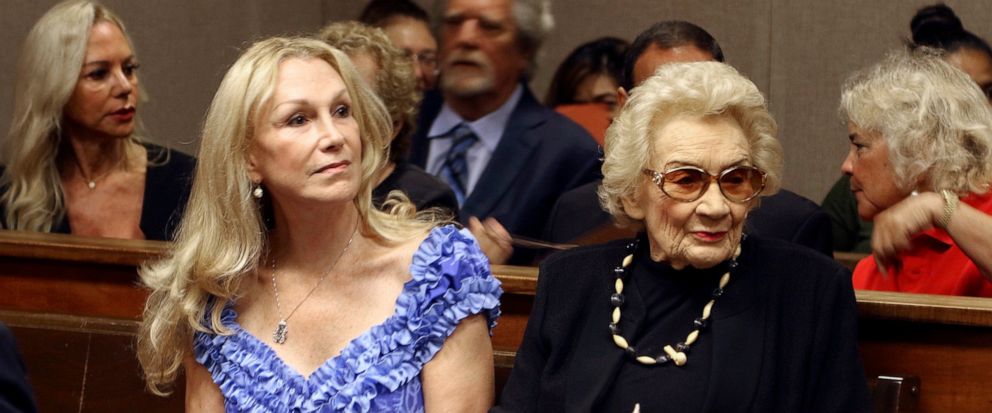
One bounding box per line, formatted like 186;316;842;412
622;20;723;90
616;21;722;108
632;43;715;86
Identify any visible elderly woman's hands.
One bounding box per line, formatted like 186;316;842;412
870;192;943;267
468;216;513;265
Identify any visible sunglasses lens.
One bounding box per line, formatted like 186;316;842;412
662;168;707;200
720;167;763;201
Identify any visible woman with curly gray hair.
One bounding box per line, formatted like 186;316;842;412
318;21;458;214
495;61;870;412
842;48;992;296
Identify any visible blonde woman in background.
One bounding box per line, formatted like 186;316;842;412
137;37;500;412
318;21;458;214
0;0;194;241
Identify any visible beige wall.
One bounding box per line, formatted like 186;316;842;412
2;0;992;202
0;0;362;156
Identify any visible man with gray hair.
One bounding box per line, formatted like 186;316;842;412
410;0;600;264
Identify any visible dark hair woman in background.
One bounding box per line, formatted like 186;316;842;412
545;37;629;109
911;3;992;99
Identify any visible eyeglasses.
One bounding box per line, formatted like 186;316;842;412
404;50;438;70
642;165;767;203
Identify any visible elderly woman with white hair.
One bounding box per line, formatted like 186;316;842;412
841;48;992;296
495;62;870;412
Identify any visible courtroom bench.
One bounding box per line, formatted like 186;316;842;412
2;230;990;412
0;310;183;412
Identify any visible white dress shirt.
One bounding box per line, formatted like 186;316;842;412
425;85;524;197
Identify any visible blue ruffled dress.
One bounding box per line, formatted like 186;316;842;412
193;226;502;412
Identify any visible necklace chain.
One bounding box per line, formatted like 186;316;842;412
73;151;126;190
270;223;358;344
609;238;741;367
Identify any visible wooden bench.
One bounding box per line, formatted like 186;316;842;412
836;250;868;271
3;231;990;412
0;310;183;412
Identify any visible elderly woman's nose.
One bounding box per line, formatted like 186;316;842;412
695;184;731;217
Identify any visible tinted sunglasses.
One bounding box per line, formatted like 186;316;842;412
642;165;767;203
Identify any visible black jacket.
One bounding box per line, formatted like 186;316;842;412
410;85;601;263
0;144;195;241
494;235;871;412
372;161;458;215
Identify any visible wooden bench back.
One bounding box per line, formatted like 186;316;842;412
0;310;183;412
3;230;990;412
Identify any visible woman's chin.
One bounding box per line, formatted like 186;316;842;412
683;245;735;269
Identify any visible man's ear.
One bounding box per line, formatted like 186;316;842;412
616;87;629;109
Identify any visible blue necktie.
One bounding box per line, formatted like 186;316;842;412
438;124;478;205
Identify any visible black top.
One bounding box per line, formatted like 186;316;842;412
372;161;458;215
493;234;871;413
0;143;195;241
602;240;721;412
0;324;36;413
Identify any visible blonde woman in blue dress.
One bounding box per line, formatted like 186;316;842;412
137;37;501;412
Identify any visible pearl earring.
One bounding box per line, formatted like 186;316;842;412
252;185;263;199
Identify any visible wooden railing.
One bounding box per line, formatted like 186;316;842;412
835;250;868;271
1;231;989;412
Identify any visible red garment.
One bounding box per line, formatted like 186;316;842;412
853;191;992;297
555;103;611;146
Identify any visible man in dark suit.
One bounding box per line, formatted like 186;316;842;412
409;0;600;264
544;21;833;256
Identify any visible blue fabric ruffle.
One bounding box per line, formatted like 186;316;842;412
193;225;502;412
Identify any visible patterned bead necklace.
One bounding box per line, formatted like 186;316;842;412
608;238;741;366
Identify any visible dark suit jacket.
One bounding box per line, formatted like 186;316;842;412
0;144;195;241
544;181;834;257
0;324;37;413
411;85;601;262
493;236;871;412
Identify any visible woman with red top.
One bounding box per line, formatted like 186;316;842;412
840;48;992;297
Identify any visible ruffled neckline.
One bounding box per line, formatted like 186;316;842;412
194;225;502;412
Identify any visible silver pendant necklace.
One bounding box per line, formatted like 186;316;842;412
269;223;357;344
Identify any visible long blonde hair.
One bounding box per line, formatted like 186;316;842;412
0;0;139;231
137;37;438;395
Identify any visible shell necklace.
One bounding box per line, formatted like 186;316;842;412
270;224;357;344
608;238;741;366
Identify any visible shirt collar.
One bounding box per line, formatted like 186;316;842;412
427;84;524;152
